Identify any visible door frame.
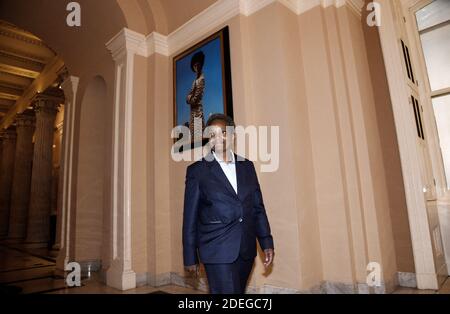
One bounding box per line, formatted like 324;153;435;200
376;0;448;289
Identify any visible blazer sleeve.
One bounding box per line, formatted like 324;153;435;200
182;165;200;266
250;162;274;251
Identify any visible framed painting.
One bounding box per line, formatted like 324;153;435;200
173;26;233;151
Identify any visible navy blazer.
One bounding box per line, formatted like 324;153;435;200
182;152;274;266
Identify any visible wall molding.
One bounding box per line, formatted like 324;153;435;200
108;0;365;59
398;272;418;288
279;0;364;15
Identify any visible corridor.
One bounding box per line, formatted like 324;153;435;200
0;0;449;294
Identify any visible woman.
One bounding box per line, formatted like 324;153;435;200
186;51;205;140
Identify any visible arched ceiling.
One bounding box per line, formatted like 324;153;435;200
0;20;57;119
118;0;219;35
156;0;218;34
0;0;128;75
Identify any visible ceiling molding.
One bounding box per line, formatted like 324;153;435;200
0;20;42;41
105;28;147;61
279;0;364;15
107;0;365;59
0;51;44;73
146;32;169;57
240;0;277;16
0;64;40;79
0;48;46;64
0;28;46;47
167;0;241;56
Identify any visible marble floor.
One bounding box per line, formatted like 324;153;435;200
0;243;449;294
392;278;450;294
0;244;205;294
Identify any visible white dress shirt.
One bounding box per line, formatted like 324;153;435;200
213;149;238;195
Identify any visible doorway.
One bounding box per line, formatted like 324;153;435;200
409;0;450;277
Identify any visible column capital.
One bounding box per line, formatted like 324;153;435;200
0;128;17;140
106;28;146;61
15;112;36;130
32;90;63;116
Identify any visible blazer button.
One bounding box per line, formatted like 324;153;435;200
239;218;243;223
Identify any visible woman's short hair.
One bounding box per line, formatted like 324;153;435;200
190;51;205;71
206;113;235;128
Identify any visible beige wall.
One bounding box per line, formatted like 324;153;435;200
243;3;322;290
74;76;107;262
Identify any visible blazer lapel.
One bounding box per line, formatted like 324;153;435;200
235;153;246;201
206;152;239;199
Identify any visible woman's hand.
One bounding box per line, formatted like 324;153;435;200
263;248;274;268
185;264;200;277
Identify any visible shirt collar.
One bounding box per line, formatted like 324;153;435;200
213;149;235;164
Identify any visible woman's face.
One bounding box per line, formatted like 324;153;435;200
208;120;233;154
193;63;201;74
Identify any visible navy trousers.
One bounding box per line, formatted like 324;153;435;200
204;254;254;294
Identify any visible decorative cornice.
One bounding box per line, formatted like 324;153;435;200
239;0;277;16
279;0;364;15
146;32;169;57
107;0;365;58
0;28;45;48
105;28;147;61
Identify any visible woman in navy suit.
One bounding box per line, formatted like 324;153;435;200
182;113;274;294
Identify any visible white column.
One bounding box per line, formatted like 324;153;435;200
55;76;79;271
104;28;144;290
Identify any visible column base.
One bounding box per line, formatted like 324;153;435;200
1;237;24;244
106;262;136;291
55;251;69;271
416;273;439;290
53;268;66;279
22;241;49;249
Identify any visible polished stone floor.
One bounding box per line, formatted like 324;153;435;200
0;244;204;294
392;278;450;294
0;244;449;294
